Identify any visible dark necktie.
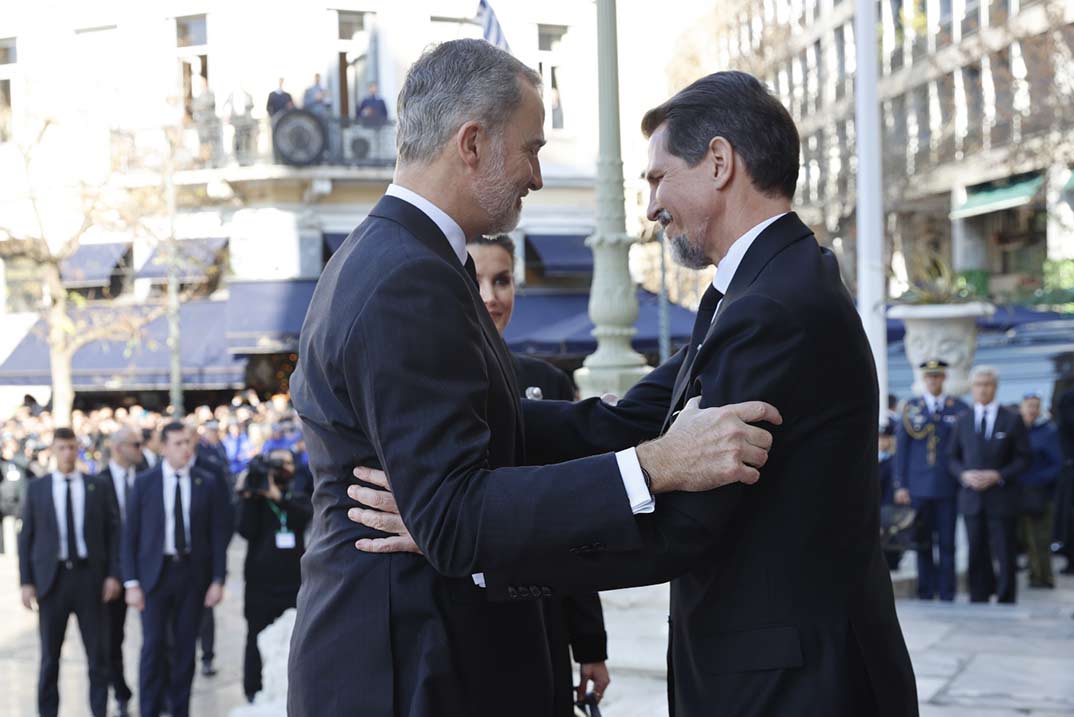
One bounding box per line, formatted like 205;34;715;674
174;477;188;555
65;476;78;562
464;254;478;287
693;285;724;351
978;411;988;439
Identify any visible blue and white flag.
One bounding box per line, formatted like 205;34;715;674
476;0;511;53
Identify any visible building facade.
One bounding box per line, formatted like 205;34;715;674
664;0;1074;301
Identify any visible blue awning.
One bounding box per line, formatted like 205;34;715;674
324;232;349;255
0;300;246;390
136;238;228;282
504;288;696;357
525;234;592;276
226;279;317;354
61;242;131;288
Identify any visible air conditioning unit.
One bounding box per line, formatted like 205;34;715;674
343;125;377;161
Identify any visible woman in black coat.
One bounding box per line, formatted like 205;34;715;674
467;235;610;714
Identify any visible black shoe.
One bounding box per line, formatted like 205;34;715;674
202;661;218;677
115;699;130;717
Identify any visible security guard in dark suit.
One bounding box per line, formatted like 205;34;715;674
894;359;969;601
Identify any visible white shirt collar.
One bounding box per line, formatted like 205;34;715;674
927;393;945;409
975;401;998;415
711;213;789;294
385;183;468;265
53;470;81;482
109;460;133;480
163;461;188;481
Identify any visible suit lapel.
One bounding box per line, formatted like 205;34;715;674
663;214;814;431
41;476;61;556
368;195;526;452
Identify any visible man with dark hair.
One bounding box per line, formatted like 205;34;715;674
97;426;144;716
289;43;778;717
18;426;122;717
350;70;917;716
122;422;231;717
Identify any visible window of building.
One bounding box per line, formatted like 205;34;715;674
336;10;374;121
0;38;14;143
537;25;568;131
0;37;15;65
806;43;820;113
1020;34;1054;136
887;0;905;72
913;84;931;168
936;73;956;162
176;14;207;47
338;10;365;40
175;15;209;122
834;26;847;99
962;62;984;154
3;256;44;313
962;0;980;37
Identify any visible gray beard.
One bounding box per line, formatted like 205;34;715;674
669;233;710;270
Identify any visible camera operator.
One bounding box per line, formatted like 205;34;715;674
235;449;312;704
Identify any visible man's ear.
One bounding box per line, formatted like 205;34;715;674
709;136;734;191
455;121;482;170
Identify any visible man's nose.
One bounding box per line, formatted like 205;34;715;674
530;159;544;192
646;192;662;223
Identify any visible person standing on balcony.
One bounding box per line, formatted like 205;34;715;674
266;78;294;118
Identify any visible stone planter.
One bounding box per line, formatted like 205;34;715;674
887;302;995;397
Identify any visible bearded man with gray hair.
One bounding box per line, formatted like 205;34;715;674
286;39;779;716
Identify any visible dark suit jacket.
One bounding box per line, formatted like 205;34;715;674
488;213;918;717
121;463;231;594
513;353;605;715
949;406;1031;517
288;195;640;717
18;473;120;599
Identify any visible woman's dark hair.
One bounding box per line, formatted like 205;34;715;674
467;234;515;255
641;71;800;200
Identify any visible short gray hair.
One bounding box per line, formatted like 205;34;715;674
970;365;1000;384
396;39;541;165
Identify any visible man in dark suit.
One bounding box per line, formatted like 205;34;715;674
894;360;970;601
287;41;778;717
122;422;231;717
950;366;1032;603
350;71;918;716
97;426;144;716
18;427;122;717
265;78;293;117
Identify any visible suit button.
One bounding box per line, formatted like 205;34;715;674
507;587;518;599
541;587;552;597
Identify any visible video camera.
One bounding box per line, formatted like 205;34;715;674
242;454;294;494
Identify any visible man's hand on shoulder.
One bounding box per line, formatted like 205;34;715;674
638;397;781;494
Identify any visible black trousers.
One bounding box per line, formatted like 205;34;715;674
965;512;1018;603
105;596;133;703
37;562;108;717
139;560;205;717
243;585;297;700
199;607;215;665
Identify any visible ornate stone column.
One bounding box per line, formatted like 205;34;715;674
574;0;650;398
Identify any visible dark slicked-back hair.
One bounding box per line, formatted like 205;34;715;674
53;427;77;443
641;71;800;200
160;421;187;446
466;234;516;255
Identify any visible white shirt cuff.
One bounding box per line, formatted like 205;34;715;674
123;580;139;589
471;449;653;589
617;448;655;514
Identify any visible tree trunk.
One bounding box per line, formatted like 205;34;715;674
45;265;75;427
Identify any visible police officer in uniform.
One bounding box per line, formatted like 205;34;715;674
894;359;969;601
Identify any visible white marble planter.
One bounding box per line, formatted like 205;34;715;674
887;302;995;397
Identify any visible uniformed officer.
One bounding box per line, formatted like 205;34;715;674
894;359;969;601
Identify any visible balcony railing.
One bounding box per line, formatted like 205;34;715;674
111;110;397;174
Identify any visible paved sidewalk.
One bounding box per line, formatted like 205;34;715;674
2;513;1073;716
